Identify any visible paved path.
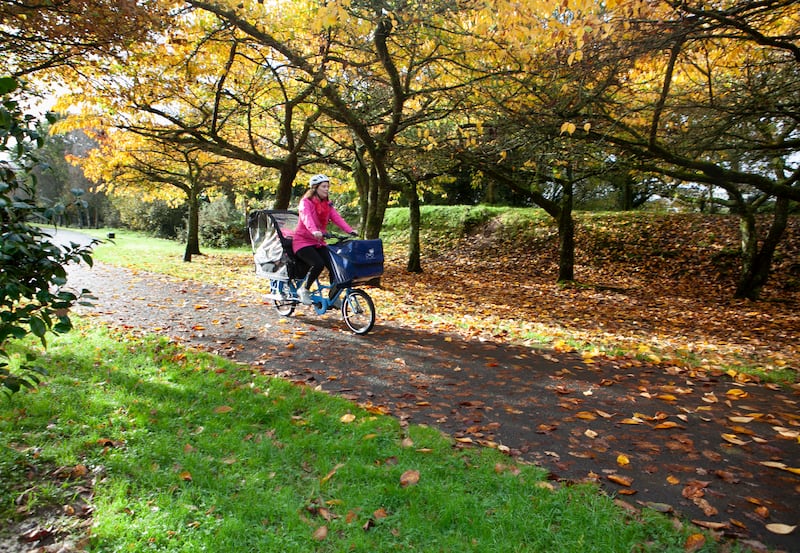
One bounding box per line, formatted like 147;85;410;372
64;258;799;552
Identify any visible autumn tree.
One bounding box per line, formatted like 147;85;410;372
560;0;800;299
0;0;164;79
186;0;505;239
79;130;244;261
444;0;797;297
127;22;333;210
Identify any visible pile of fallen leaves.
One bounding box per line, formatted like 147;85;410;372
372;212;799;380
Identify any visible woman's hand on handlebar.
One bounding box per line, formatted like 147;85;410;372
323;231;354;242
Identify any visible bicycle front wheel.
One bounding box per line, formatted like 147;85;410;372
341;289;375;335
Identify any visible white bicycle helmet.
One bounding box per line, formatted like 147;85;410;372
309;174;329;187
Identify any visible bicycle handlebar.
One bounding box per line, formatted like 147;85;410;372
323;232;357;243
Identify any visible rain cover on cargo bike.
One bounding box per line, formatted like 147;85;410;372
247;209;383;334
248;209;307;281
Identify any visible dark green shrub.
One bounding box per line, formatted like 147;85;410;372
1;77;96;397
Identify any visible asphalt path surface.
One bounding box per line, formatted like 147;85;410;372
51;229;799;552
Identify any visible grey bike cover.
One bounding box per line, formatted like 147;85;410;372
248;210;299;280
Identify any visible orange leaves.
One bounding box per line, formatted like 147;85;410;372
721;433;749;446
759;461;800;476
320;463;345;485
607;474;633;487
681;480;718;517
400;469;420;488
684;533;706;552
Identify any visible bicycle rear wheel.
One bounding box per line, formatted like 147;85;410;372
271;280;295;316
341;289;375;334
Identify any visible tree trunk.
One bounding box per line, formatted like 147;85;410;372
735;197;789;300
273;158;298;210
557;172;575;282
617;172;634;211
353;144;370;232
183;190;202;262
407;180;422;273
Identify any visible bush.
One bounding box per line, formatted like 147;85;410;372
0;77;96;397
198;198;246;248
112;196;187;239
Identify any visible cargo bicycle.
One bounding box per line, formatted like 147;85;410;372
247;209;383;335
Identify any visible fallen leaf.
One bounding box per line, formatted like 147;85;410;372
607;474;633;487
644;502;674;513
654;421;682;429
684;533;706;552
721;433;749;446
321;463;345;484
312;525;328;540
692;520;729;530
400;469;420;487
340;413;356;423
725;388;748;399
694;497;718;517
373;507;389;519
214;405;233;413
19;526;53;543
617;454;630;467
765;523;796;535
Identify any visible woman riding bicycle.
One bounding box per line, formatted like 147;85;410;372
293;174;357;305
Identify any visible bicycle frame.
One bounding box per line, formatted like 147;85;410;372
266;272;376;335
277;278;342;315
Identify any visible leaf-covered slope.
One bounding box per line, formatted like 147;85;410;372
377;210;799;379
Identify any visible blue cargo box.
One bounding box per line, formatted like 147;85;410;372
330;239;384;283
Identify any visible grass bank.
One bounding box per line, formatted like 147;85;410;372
0;325;711;552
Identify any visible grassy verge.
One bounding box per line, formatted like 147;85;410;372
0;324;711;552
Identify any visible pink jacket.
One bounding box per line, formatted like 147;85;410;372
292;196;354;253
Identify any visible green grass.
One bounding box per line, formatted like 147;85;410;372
1;324;722;552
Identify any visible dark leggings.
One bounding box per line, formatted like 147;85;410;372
296;245;333;292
